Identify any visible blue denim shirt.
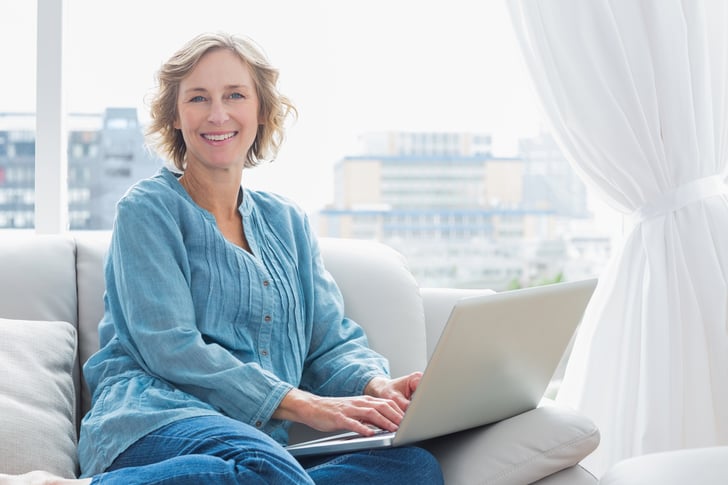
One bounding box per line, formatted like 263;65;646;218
78;167;389;476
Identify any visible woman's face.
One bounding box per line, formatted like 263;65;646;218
174;48;261;173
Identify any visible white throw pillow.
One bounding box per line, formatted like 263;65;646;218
0;318;78;477
424;400;600;484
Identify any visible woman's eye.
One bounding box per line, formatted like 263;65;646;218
189;95;206;102
229;92;245;99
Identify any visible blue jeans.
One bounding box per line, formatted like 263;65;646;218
91;415;443;485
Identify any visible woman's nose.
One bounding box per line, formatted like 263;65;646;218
208;99;229;125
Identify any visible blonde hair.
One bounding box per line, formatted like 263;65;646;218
147;32;296;170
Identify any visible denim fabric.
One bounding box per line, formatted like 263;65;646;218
91;416;442;485
79;167;389;476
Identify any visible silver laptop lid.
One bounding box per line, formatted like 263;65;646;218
393;278;597;445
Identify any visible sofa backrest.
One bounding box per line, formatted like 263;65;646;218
0;231;428;422
0;232;84;453
72;232;429;417
74;232;112;416
317;237;428;374
0;233;78;325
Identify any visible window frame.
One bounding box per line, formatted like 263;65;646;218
34;0;68;234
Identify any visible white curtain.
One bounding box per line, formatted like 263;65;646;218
508;0;728;477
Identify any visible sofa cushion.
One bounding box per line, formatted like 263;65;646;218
423;400;600;485
0;318;78;477
0;233;77;324
74;231;111;417
318;237;428;376
534;464;598;484
75;232;109;370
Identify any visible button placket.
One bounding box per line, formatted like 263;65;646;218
259;277;273;365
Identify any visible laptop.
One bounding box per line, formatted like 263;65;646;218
285;278;597;457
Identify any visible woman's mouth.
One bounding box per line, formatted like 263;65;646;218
202;131;237;142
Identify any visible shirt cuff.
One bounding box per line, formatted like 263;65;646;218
250;381;294;430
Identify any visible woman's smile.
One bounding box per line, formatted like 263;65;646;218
202;131;238;143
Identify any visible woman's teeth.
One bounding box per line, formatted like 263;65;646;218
204;132;235;141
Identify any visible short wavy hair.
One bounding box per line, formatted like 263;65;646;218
147;32;297;170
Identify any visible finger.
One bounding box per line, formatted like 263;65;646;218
371;396;405;421
407;372;422;397
343;416;381;436
352;398;404;432
383;384;412;412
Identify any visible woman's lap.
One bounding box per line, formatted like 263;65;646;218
100;415;310;485
300;446;443;485
95;415;442;485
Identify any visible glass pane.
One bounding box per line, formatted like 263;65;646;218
67;0;163;230
0;3;37;229
65;0;614;286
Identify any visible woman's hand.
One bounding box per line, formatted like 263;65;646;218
273;387;406;436
364;372;422;411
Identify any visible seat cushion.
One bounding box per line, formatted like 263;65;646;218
0;318;78;477
423;400;600;485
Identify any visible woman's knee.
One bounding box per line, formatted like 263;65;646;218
232;450;313;484
391;447;443;483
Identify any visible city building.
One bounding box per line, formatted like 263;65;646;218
0;108;161;229
1;113;611;289
319;131;608;289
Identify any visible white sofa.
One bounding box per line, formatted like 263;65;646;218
0;231;600;484
599;447;728;484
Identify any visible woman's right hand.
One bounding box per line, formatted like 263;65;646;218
272;387;405;436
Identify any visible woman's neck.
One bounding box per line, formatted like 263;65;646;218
179;167;242;221
179;166;251;251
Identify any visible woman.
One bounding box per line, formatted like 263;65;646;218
0;32;442;485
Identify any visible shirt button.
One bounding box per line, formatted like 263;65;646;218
261;350;268;356
255;421;262;428
264;315;271;322
263;280;270;287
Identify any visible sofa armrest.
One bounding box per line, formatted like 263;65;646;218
599;447;728;485
423;399;600;485
420;287;495;359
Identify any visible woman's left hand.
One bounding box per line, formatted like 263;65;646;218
364;372;423;412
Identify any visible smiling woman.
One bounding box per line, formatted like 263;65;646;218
149;34;295;172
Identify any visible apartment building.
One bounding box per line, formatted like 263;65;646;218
0;108;160;229
319;131;604;289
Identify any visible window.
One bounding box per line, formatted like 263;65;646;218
5;1;617;288
0;3;36;229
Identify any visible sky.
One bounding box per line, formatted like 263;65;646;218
1;0;547;213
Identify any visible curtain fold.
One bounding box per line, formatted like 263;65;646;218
508;0;728;476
